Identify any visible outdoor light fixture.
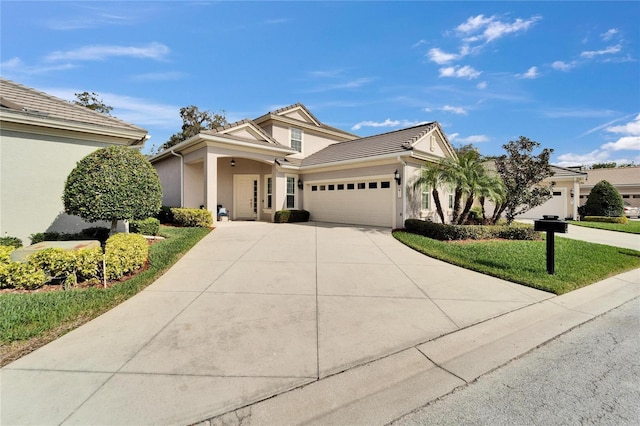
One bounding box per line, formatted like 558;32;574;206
394;169;401;185
297;179;303;190
230;158;236;167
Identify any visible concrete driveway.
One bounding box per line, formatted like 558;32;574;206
1;221;633;425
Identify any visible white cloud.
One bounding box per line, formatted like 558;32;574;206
0;57;77;75
351;118;425;131
45;42;170;62
606;114;640;135
456;14;541;44
305;77;375;93
580;44;621;58
556;150;611;167
439;65;481;79
448;132;460;141
601;136;640;151
601;28;619;41
457;134;489;143
518;66;539;79
551;60;576;71
476;81;488;89
427;46;471;65
412;39;428;48
441;105;468;115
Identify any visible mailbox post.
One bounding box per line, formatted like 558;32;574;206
533;215;568;274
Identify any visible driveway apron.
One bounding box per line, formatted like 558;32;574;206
1;222;553;425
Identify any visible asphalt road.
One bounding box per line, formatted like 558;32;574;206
392;298;640;425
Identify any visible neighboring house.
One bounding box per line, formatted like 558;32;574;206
0;78;149;244
576;166;640;209
516;165;588;220
151;103;458;228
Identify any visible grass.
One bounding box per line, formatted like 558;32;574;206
394;231;640;295
0;226;210;365
568;220;640;234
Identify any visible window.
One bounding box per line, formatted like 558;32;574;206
357;183;366;189
448;194;454;209
311;185;318;191
369;182;378;189
265;176;273;209
286;177;296;209
320;185;326;191
347;183;355;190
328;184;335;191
553;191;561;196
290;128;302;152
421;183;429;210
337;184;345;190
381;181;390;189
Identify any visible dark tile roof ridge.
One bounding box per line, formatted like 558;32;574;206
551;164;588;175
0;78;146;132
324;121;436;148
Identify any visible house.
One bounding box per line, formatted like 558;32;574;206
576;166;640;209
516;165;588;220
0;78;149;244
151;103;458;228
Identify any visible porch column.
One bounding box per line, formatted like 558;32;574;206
273;163;287;214
573;178;580;220
205;149;219;223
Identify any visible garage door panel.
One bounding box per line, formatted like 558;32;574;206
307;180;393;227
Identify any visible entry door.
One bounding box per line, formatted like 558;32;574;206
234;175;259;220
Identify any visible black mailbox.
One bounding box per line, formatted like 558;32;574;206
534;215;568;233
533;215;568;275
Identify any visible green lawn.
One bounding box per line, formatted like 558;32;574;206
393;231;640;295
0;226;210;364
568;220;640;234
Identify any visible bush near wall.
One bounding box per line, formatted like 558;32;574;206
274;210;310;223
583;216;628;224
156;206;175;224
170;208;213;228
130;217;161;236
30;227;110;245
0;237;22;248
104;233;149;280
404;219;540;241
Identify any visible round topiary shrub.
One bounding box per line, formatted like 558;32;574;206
582;180;624;217
63;146;163;234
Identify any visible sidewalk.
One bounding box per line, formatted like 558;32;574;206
1;222;638;425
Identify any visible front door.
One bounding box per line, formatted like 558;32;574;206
233;174;259;220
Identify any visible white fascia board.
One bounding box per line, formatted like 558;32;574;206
300;152;412;171
199;133;295;154
0;110;147;142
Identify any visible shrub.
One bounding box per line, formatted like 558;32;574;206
0;246;16;264
29;227;110;245
105;233;149;280
583;216;629;224
404;219;540;241
156;206;176;224
130;217;160;236
274;210;310;223
582;180;624;217
27;247;104;287
170;208;213;227
0;236;22;248
0;262;47;290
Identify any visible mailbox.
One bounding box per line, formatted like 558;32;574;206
534;215;568;233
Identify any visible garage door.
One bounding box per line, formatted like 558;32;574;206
306;179;394;227
518;190;566;219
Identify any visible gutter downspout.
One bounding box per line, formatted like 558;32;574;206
397;156;407;228
170;149;184;207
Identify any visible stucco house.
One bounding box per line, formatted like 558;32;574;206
151;103;458;228
0;78;149;244
576;166;640;209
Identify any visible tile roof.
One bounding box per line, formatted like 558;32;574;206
301;122;438;167
202;118;295;151
583;166;640;186
550;165;588;178
0;78;147;134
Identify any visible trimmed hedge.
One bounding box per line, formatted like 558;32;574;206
130;217;160;236
105;233;149;280
274;209;310;223
583;216;628;224
404;219;540;241
0;236;22;248
30;227;110;245
0;246;15;264
156;206;175;224
170;208;213;228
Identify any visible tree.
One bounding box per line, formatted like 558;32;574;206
582;180;624;217
63;146;163;234
413;164;447;224
590;162;617;169
74;92;113;115
494;136;554;225
159;105;228;151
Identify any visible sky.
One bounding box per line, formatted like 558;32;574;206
1;1;639;166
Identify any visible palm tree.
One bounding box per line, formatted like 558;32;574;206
440;150;485;224
413;163;447;223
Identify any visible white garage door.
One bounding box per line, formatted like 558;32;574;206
306;179;394;227
518;190;566;219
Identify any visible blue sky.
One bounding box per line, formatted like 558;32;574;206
2;1;639;166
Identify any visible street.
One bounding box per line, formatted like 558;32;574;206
392;298;640;425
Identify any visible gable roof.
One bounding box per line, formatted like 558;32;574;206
301;122;446;167
550;165;588;179
202;118;295;151
583;166;640;187
0;78;147;139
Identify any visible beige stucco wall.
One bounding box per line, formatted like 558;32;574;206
268;124;345;158
0;129;124;244
153;155;181;207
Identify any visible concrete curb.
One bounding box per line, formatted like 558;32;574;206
195;269;639;426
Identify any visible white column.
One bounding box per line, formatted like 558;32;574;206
205;149;218;223
573;178;580;220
